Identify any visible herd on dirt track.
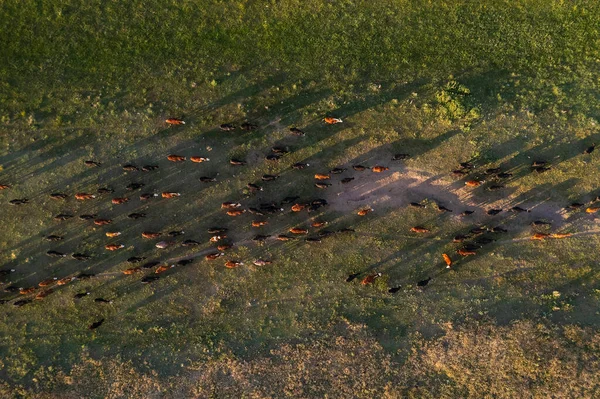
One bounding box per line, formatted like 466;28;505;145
0;117;595;330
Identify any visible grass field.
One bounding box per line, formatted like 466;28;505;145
1;1;600;398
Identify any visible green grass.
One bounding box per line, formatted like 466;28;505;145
1;1;600;398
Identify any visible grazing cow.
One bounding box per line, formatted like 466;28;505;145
205;252;225;260
290;227;308;234
126;183;145;191
142;165;159;171
352;165;369;171
584;144;596;154
247;183;263;192
74;292;90;299
45;235;64;241
47;250;66;258
253;259;272;266
311;221;327;228
50;193;68;200
417;277;432;287
123;164;139;171
9;199;29;205
262;174;279;181
19;287;36;295
292;162;310;170
54;213;73;221
112;197;129;205
142;261;161;269
457;248;476;256
141;276;160;284
491;226;508;233
127;256;146;263
315;182;331;189
165;118;185;125
225;260;243;268
361;273;382;286
97;187;114;194
452;170;468;177
35;290;53;300
105;243;124;251
155;241;174;249
586;206;600;213
220;123;235;131
200;176;217;183
357;208;373;216
372;166;389;173
253;234;270;242
57;277;75;286
411;226;430;233
182;240;200;246
230;158;247;166
532;233;550;240
79;214;97;220
272;146;289;154
75;193;96;200
290;127;305;136
89;319;104;330
442;254;452;268
485;168;501;175
128;212;146;219
511;206;530;213
392;154;411;161
324;117;343;124
276;234;293;241
207;227;227;234
84;160;101;167
140;193;159;200
155;265;174;274
550;233;572;239
209;234;227;242
241;122;258;131
123;267;142;275
94;218;112;225
497;172;513;178
72;253;92;261
106;232;121;238
222;201;242;209
252;220;268;227
168;154;186;162
488;185;505;191
330;168;347;174
487;209;502;215
465;180;483;187
217;244;232;251
341;177;355;184
227;209;246;216
191;156;210;163
162;192;181;198
266;154;281;161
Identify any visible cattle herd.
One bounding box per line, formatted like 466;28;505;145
0;117;595;330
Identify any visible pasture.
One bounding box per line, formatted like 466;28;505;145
1;1;600;397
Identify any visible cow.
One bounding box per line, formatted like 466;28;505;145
105;243;124;251
532;233;550;240
411;226;430;233
123;164;139;171
209;235;226;242
84;160;101;167
94;218;112;225
352;165;369;171
457;249;476;256
247;183;263;192
315;182;331;189
465;180;483;187
167;154;186;162
311;221;327;228
225;260;243;268
155;265;174;274
75;193;96;200
140;193;159;200
89;319;104;330
35;290;53;300
190;156;210;163
50;193;68;200
38;278;57;287
252;220;268;227
372;166;389;173
324;117;343;124
442;254;452;268
341;177;355;184
220;123;236;131
142;165;159;171
162;192;181;198
126;183;144;191
230;158;247;166
330;167;347;174
262;174;279;181
253;259;273;266
241;122;258;131
45;235;64;241
584;144;596;154
361;273;382;286
227;209;246;216
123;267;142;275
292;162;310;170
357;208;373;216
54;213;73;221
47;250;66;258
155;241;174;249
290;227;308;234
222;201;242;209
112;197;129;205
9;199;29;205
205;252;225;260
97;187;115;194
290;127;305;136
165;118;185;125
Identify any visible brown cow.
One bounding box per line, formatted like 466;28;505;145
372;166;389;173
75;193;96;200
166;118;185;125
190;156;209;163
105;243;125;251
162;192;181;198
411;226;430;233
111;197;129;205
289;227;309;234
167;154;186;162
